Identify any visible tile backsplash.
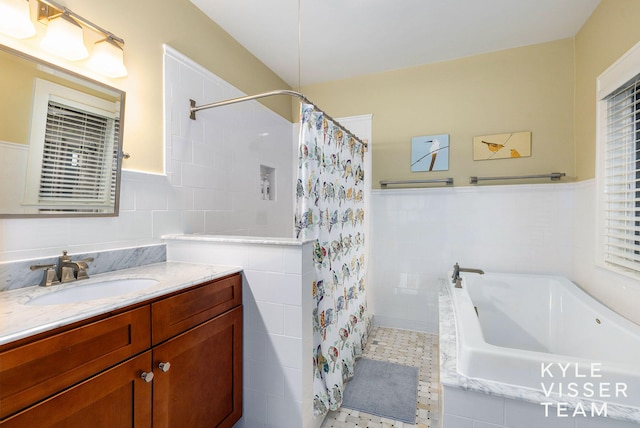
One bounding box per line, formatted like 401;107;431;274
0;244;166;291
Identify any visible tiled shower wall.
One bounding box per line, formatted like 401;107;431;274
0;46;294;263
162;46;294;238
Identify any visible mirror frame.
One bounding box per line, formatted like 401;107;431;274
0;43;126;219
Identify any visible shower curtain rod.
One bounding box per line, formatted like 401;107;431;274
189;89;368;149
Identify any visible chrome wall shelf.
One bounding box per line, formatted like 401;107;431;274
380;178;454;188
469;172;565;184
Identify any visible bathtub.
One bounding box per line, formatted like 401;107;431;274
448;272;640;410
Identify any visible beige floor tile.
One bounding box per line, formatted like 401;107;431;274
321;327;440;428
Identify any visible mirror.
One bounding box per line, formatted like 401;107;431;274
0;44;125;218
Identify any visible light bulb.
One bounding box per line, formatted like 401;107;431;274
87;38;127;78
0;0;36;39
40;13;88;61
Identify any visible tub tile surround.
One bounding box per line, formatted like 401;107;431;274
165;237;323;428
438;281;640;427
369;182;577;334
0;244;166;292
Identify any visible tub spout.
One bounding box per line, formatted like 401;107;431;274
452;262;484;288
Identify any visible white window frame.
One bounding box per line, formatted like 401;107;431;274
23;78;120;213
596;41;640;277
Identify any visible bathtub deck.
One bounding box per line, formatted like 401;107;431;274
321;326;441;428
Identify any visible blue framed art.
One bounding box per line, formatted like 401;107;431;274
411;134;449;172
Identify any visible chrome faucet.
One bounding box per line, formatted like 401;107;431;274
451;262;485;288
58;251;94;283
30;251;95;286
30;263;60;287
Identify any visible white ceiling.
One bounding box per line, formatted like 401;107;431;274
190;0;601;87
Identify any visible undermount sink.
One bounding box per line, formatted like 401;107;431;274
26;278;159;306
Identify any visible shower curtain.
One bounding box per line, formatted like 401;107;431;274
295;103;370;415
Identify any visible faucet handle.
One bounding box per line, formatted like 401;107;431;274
30;263;60;287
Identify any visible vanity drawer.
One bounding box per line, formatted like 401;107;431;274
0;306;150;419
151;274;241;344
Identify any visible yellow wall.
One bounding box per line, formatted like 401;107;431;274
574;0;640;180
78;0;293;173
0;49;35;145
0;47;122;145
6;0;639;179
300;39;575;188
2;0;292;173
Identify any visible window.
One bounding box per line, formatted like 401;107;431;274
24;79;120;213
597;42;640;275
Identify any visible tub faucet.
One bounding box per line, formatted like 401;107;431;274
452;262;485;288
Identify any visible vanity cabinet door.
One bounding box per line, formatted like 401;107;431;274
0;306;150;419
0;351;153;428
152;306;242;428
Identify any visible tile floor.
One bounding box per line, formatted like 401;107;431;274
321;326;441;428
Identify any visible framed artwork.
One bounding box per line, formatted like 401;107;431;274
472;131;531;160
411;134;449;172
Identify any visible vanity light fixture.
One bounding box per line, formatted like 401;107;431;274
0;0;36;39
35;0;127;78
87;36;127;78
39;11;88;60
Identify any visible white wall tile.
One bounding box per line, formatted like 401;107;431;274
242;388;267;426
134;181;169;211
152;211;182;238
248;246;284;272
504;397;575;428
251;301;284;334
167;187;194;211
442;414;474;428
284;305;303;338
577;415;640;428
268;334;302;369
443;386;505;425
474;421;507;428
67;217;118;246
171;134;193;163
284;247;303;275
283;367;303;402
2;218;70;252
266;394;303;428
370;183;576;333
268;272;303;306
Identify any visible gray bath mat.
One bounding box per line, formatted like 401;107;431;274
342;358;419;424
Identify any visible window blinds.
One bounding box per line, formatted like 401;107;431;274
38;101;117;211
603;72;640;271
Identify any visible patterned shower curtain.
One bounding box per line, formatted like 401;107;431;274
295;103;371;415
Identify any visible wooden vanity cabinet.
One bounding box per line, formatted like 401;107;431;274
151;274;243;428
1;352;153;428
152;306;242;428
0;273;243;428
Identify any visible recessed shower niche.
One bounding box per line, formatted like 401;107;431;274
260;165;275;201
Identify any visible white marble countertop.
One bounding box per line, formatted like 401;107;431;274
438;279;640;424
162;233;314;246
0;262;242;347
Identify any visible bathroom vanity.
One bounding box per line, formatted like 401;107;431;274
0;263;242;428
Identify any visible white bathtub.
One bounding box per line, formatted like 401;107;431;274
449;272;640;410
